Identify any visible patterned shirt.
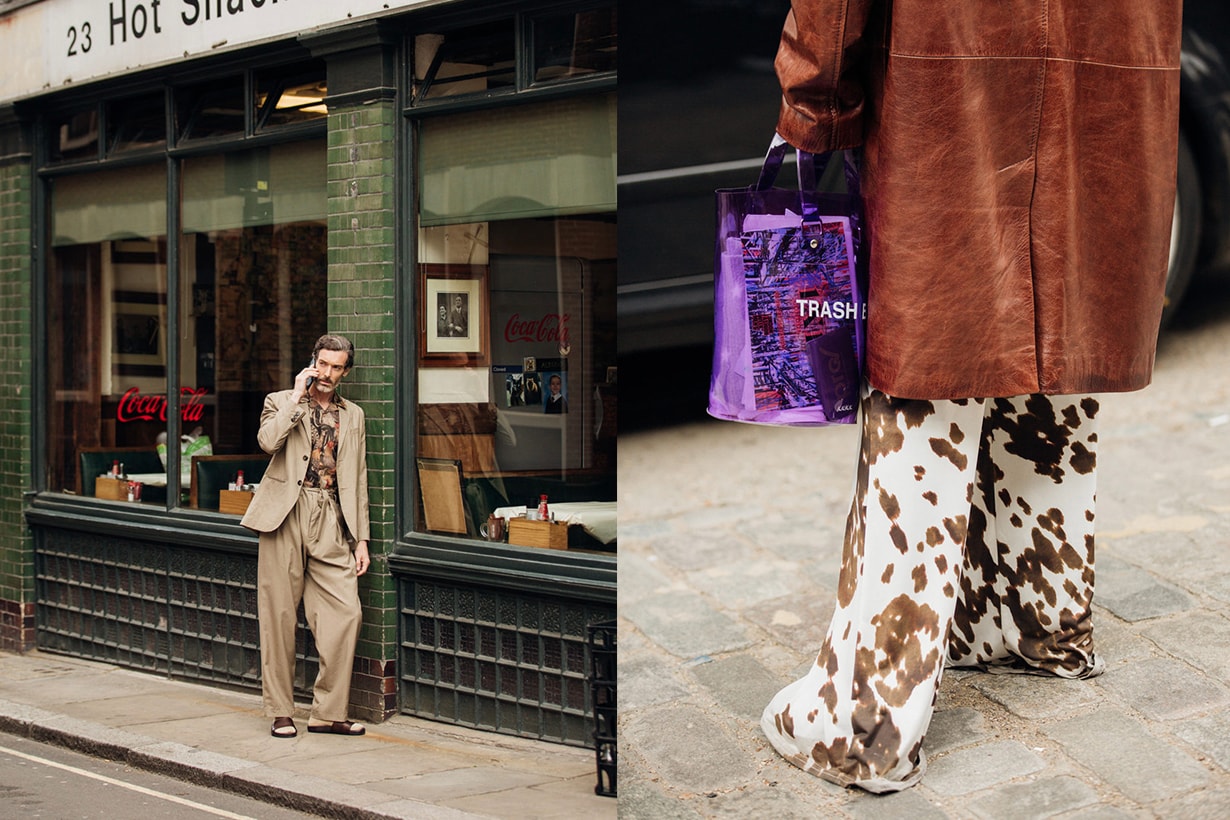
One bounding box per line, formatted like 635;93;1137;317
302;396;345;496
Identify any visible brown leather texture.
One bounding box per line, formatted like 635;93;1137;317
776;0;1182;398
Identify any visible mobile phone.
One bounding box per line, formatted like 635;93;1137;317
305;357;316;389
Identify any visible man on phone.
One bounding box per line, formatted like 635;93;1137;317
241;334;371;738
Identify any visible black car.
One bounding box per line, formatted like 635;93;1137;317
620;0;1230;361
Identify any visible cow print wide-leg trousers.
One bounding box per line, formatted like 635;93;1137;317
761;389;1106;792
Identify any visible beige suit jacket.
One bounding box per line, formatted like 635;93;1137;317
240;389;370;543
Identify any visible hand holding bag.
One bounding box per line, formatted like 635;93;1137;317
708;135;866;426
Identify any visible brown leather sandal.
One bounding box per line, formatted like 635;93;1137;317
270;716;297;738
307;720;365;736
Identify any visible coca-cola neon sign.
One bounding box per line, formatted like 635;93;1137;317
504;312;570;345
117;387;208;423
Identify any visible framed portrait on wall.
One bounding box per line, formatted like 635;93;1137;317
419;264;489;367
112;300;167;377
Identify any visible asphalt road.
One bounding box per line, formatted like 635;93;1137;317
0;734;319;820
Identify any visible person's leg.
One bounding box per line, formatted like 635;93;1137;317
258;510;307;723
762;389;985;792
948;394;1103;678
300;490;363;726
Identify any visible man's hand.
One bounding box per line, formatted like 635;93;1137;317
354;541;371;576
292;362;317;403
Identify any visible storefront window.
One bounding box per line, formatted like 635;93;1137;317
415;94;616;551
255;61;328;129
107;92;167;154
530;8;618;83
47;163;170;502
176;75;246;143
179;141;328;509
49;108;100;163
411;20;516;103
45;139;327;509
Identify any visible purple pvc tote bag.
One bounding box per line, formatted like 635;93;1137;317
708;136;867;426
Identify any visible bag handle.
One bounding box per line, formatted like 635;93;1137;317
753;133;861;206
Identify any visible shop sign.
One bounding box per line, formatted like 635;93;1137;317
1;0;437;104
117;386;208;424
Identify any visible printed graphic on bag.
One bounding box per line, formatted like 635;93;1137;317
742;219;859;414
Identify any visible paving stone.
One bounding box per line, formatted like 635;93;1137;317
1042;709;1209;803
689;654;783;722
369;766;553;803
741;589;838;655
845;787;951;820
620;704;759;795
735;512;845;562
1054;805;1137;820
650;528;763;574
621;591;750;659
685;558;803;608
620;519;673;543
1189;572;1230;606
618;652;692;711
674;504;763;533
1095;656;1230;721
924;707;990;757
619;553;680;606
616;620;651;655
1095;556;1193;622
443;775;605;819
1139;612;1230;679
970;674;1102;721
966;776;1098;820
614;779;704;819
1172;712;1230;772
1109;532;1222;587
1155;786;1230;820
705;783;842;817
1089;615;1156;664
923;741;1046;796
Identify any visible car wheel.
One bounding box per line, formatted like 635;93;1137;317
1162;127;1200;328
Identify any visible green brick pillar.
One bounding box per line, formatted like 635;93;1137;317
0;111;35;651
310;24;401;722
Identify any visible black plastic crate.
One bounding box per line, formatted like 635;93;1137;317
594;704;616;738
588;620;617;797
595;737;617;797
588;619;616;684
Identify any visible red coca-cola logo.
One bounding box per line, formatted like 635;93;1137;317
504;313;571;345
117;387;208;424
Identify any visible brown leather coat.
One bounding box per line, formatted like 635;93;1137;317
776;1;1182;398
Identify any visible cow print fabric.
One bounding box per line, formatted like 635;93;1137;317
761;389;1104;792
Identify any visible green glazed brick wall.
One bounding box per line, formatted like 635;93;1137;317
0;151;34;651
327;103;399;720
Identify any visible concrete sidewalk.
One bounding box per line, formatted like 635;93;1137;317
618;304;1230;818
0;650;614;819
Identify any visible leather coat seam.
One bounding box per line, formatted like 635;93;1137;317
888;54;1177;71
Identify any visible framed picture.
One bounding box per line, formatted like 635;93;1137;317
113;301;166;376
420;264;489;366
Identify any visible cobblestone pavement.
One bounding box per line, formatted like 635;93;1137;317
618;284;1230;819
